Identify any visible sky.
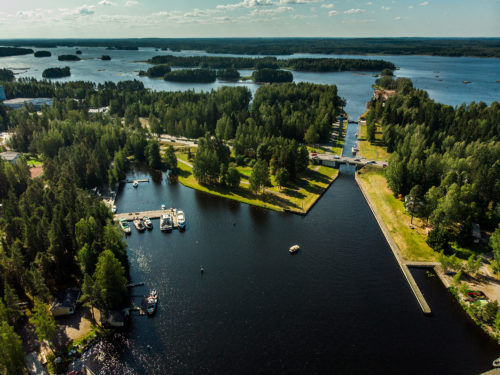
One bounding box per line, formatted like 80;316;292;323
0;0;499;38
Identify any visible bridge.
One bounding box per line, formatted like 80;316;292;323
310;153;386;168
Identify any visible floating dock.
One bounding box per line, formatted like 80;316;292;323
114;208;180;228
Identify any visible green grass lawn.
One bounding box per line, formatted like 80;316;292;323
357;166;436;261
358;122;390;161
176;152;339;214
25;154;43;167
330;131;345;155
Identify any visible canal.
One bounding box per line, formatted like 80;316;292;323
107;123;499;374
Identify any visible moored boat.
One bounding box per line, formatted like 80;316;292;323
143;216;153;230
119;218;131;234
493;357;500;367
133;217;145;232
133;180;139;188
146;290;158;316
177;210;186;229
161;204;166;210
160;214;172;231
289;244;300;254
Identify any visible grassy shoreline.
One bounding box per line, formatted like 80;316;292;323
176;154;339;214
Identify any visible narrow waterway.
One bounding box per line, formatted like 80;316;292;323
106;122;499;374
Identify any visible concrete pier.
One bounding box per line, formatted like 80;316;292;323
355;173;432;315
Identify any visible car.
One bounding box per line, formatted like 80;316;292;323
367;160;376;164
354;158;361;162
311;153;317;156
333;155;340;159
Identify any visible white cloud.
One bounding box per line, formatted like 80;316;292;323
328;10;338;15
98;0;116;6
394;16;402;20
419;1;429;5
249;6;293;15
321;4;335;8
279;0;325;3
366;1;373;5
381;6;391;10
408;5;414;8
125;0;139;5
217;0;273;10
60;5;96;19
344;8;365;14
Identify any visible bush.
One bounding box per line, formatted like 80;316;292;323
427;226;450;252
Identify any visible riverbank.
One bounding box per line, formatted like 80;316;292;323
176;153;339;214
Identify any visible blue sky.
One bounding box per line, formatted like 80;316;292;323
0;0;499;38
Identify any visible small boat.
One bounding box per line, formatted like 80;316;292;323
146;290;158;316
200;266;204;274
133;180;139;188
119;218;131;234
111;205;117;213
289;245;300;254
143;216;153;230
160;214;172;231
133;217;145;232
177;210;186;229
493;357;500;367
161;204;166;210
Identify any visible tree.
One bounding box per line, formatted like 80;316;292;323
250;160;270;194
93;250;128;312
3;284;22;325
304;125;320;145
367;122;376;143
81;273;98;323
164;146;178;172
0;321;25;375
29;299;56;348
275;168;289;189
145;140;162;170
405;185;424;225
427;226;450;252
226;167;241;189
482;301;499;324
465;254;482;275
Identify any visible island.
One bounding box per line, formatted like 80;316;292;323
34;50;52;58
163;69;216;83
216;68;241;81
42;66;71;78
252;69;293;83
58;54;81;61
0;46;33;57
139;64;171;78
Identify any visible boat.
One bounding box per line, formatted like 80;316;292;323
119;218;131;234
493;357;500;367
289;245;300;254
143;216;153;230
133;217;145;232
160;214;172;231
146;290;158;316
200;266;204;274
133;180;139;188
161;204;166;210
111;205;116;213
177;210;186;229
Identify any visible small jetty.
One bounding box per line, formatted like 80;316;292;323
114;208;182;229
124;178;149;184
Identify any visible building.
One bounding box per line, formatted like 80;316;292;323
0;86;6;101
0;151;21;164
50;288;81;317
2;98;53;110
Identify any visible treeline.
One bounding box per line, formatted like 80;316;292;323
0;68;14;82
252;69;293;83
42;67;71;79
58;54;80;61
366;77;499;253
147;54;395;72
34;50;51;58
0;47;33;57
163;69;216;83
5;38;499;57
217;68;240;81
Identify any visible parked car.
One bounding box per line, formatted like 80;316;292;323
333;155;340;159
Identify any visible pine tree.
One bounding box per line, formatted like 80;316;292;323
0;321;25;375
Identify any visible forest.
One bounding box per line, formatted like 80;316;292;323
42;67;71;79
138;64;171;78
58;54;81;61
0;69;14;82
163;69;216;83
2;38;500;57
147;54;395;72
0;47;34;57
252;69;293;83
366;77;500;263
34;50;52;58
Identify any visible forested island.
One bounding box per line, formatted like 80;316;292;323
147;55;395;72
217;68;240;81
138;64;171;78
163;69;216;83
58;54;81;61
252;69;293;83
34;50;52;58
0;46;33;57
42;67;71;79
2;38;500;57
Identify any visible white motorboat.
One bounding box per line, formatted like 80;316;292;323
146;290;158;316
133;180;139;188
119;218;131;234
177;210;186;229
160;214;172;231
289;245;300;254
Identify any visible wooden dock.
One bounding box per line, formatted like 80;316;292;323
114;208;180;228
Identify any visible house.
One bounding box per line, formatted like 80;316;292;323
0;151;21;164
50;288;81;317
101;309;130;327
472;223;482;244
0;86;6;101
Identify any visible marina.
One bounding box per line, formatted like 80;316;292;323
114;208;184;229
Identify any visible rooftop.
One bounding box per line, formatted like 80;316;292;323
0;151;21;161
51;288;80;310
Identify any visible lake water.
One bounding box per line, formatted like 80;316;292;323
3;47;499;373
1;47;499;119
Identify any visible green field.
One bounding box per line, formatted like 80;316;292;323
358;122;390;162
357;166;436;261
